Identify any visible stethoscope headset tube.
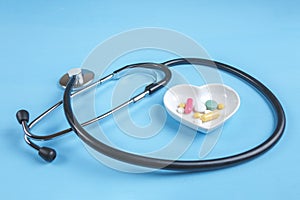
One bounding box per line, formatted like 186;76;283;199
62;58;286;171
16;63;171;162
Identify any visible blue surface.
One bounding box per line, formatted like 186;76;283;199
1;0;300;199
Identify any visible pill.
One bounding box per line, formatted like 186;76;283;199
201;110;220;122
193;112;203;119
194;102;206;113
205;100;218;111
217;103;225;110
177;107;184;114
184;98;193;114
178;103;186;108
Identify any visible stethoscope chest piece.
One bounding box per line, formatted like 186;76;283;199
59;68;95;90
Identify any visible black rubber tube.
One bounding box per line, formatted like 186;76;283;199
63;58;286;171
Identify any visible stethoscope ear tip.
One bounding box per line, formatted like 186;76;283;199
16;110;29;124
16;109;57;163
38;147;56;162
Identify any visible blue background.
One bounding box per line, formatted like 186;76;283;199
1;0;299;199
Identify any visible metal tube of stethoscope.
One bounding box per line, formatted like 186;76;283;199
16;72;117;162
17;110;57;162
28;73;115;129
23;62;170;140
17;62;171;162
16;67;162;161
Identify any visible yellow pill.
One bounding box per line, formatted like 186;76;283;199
217;103;225;110
201;110;220;122
193;112;202;119
178;103;186;108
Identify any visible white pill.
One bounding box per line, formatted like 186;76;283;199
194;102;206;113
177;107;184;114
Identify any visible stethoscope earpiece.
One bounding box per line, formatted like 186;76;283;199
16;109;57;162
38;147;56;162
16;109;29;124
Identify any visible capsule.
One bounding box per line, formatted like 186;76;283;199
193;112;202;119
184;98;193;114
201;110;220;122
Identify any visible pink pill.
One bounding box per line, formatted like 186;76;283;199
184;98;193;114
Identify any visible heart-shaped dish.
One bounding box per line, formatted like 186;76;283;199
163;84;240;133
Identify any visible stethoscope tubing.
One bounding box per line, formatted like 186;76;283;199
17;62;172;162
63;58;286;171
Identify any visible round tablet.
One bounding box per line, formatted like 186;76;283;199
176;107;184;114
205;100;218;111
217;103;225;110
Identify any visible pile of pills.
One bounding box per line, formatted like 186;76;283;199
176;98;225;123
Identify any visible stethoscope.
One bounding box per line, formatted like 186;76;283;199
16;58;286;172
